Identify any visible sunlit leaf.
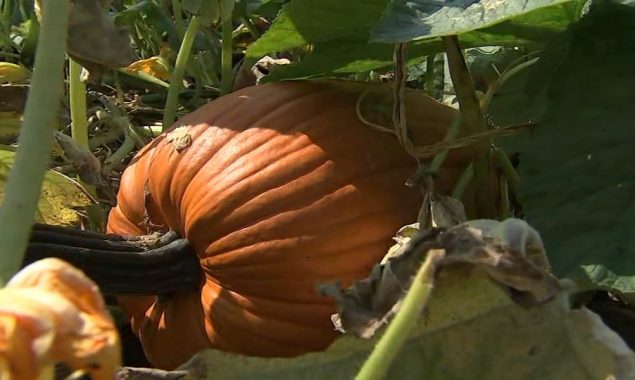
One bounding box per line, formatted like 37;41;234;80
171;227;634;379
0;63;30;84
125;56;171;81
0;146;93;226
246;0;388;57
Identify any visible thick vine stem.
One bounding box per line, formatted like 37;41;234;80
162;15;202;131
23;224;201;295
442;36;496;218
0;0;70;285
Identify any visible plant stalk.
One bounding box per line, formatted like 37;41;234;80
68;58;95;193
69;59;89;149
2;0;12;32
451;163;474;201
355;249;445;380
162;14;201;131
0;0;70;286
220;17;234;94
171;0;184;37
442;35;496;218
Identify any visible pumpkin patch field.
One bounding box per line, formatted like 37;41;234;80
0;0;634;379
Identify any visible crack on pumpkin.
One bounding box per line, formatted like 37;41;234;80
166;126;192;153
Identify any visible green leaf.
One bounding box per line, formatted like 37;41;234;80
114;1;181;56
517;2;635;293
0;146;93;226
246;0;388;57
173;268;634;379
219;0;236;22
260;0;587;82
262;36;442;82
371;0;589;43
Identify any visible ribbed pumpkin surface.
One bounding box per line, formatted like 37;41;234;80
107;80;473;369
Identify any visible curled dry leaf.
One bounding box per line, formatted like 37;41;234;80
321;218;559;337
35;0;136;81
232;56;292;91
157;218;634;380
0;258;121;380
0;146;94;226
418;193;467;228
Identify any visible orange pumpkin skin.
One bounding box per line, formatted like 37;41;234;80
107;80;475;369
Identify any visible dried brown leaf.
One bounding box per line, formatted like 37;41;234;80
418;193;467;228
321;218;558;337
35;0;136;82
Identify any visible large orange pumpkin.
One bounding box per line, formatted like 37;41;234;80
107;80;478;369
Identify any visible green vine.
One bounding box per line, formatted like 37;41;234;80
442;36;496;218
162;14;201;131
220;16;234;94
0;0;70;285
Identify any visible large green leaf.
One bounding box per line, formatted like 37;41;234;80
262;36;443;82
371;0;588;43
518;2;635;292
126;220;635;379
170;269;632;379
246;0;388;57
0;146;93;226
258;0;587;81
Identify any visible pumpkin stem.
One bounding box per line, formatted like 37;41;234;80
23;224;201;295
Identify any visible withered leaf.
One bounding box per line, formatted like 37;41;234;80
111;221;635;380
322;218;558;338
35;0;136;82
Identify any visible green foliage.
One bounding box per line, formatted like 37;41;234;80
251;0;588;82
2;0;635;373
246;0;388;57
172;269;634;379
0;0;70;285
371;0;588;43
514;1;635;293
114;1;181;56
